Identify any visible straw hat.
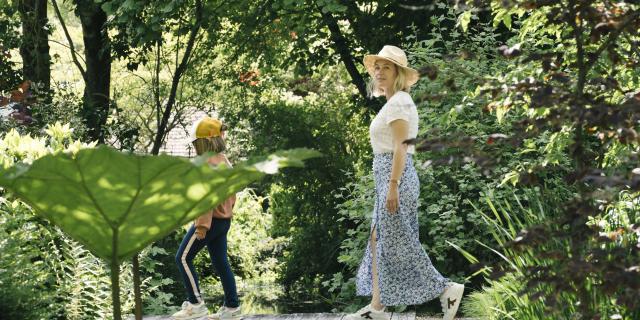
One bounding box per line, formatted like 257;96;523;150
363;45;420;87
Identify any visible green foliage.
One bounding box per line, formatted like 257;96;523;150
6;0;638;317
217;0;470;77
227;189;284;281
457;188;639;319
405;5;519;274
461;273;543;320
0;2;21;92
0;125;320;319
216;64;371;295
0;198;178;319
405;0;579;276
0;143;320;262
460;1;640;317
323;172;374;311
459;192;562;319
105;0;201;47
0;199;64;320
0;124;176;318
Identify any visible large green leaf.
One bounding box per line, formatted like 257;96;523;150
0;145;320;262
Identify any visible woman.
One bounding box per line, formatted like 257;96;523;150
347;46;464;320
172;117;242;320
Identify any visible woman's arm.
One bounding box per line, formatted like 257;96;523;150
387;119;410;213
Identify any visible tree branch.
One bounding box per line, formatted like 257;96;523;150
154;40;161;131
150;0;203;155
48;39;87;64
319;9;372;107
51;0;87;81
569;0;586;97
224;1;272;64
584;9;640;76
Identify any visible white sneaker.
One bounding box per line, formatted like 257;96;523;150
440;282;464;320
172;301;209;320
209;306;242;320
344;304;389;320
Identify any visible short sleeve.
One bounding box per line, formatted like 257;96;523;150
385;92;415;125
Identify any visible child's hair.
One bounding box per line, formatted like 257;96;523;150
192;124;227;155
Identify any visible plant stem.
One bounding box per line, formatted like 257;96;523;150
111;230;122;320
133;254;143;319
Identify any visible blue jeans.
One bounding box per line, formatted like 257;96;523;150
175;218;239;307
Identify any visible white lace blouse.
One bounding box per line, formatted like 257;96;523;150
369;91;419;154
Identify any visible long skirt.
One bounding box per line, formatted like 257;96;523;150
355;153;448;306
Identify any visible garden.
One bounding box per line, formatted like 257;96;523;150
1;1;639;319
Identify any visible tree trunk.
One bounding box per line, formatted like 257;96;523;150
320;11;377;111
110;231;122;320
18;0;50;92
76;0;111;143
132;254;143;320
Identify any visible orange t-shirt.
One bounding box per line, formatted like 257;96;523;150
194;154;235;231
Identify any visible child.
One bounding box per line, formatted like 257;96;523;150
172;117;242;320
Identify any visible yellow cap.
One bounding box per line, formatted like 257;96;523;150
194;117;223;138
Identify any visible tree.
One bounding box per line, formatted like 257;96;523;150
215;0;458;112
103;0;222;154
17;0;50;92
75;0;111;143
49;0;112;142
0;3;22;92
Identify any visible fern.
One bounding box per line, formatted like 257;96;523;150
56;230;112;319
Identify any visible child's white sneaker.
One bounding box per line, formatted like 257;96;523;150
209;305;242;320
344;304;389;320
172;301;208;319
440;282;464;320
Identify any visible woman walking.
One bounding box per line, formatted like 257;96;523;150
347;45;464;320
172;117;242;320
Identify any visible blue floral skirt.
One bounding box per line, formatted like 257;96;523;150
355;153;448;306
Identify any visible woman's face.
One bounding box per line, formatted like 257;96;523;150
373;59;398;92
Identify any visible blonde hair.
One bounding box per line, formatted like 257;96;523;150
192;124;227;155
367;64;411;98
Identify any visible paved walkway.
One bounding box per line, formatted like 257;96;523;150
141;311;475;320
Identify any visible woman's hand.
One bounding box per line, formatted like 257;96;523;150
386;183;399;214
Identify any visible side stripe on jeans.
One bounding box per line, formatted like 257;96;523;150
181;233;201;302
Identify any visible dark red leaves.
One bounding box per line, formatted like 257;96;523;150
418;65;438;80
239;70;260;86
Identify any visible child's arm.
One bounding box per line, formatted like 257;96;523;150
194;211;213;239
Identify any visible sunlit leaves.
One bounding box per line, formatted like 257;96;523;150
0;145;320;262
457;10;473;32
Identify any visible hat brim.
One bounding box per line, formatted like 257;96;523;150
363;55;420;87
